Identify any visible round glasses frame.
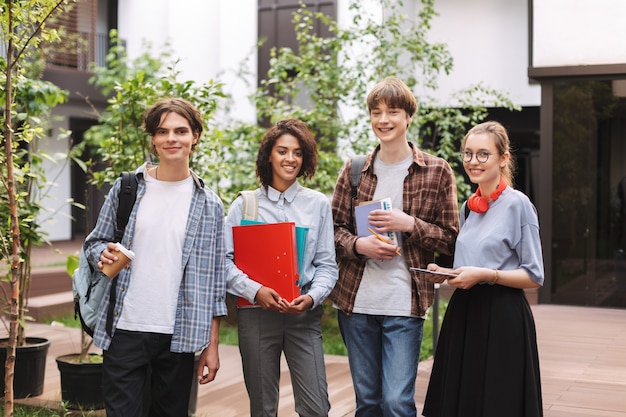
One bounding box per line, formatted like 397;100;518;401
461;150;492;163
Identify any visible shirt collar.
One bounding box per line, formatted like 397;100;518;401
366;141;424;171
136;161;204;189
266;181;300;203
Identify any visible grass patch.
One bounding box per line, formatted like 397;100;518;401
0;405;65;417
320;302;347;355
0;403;102;416
421;298;448;360
218;322;239;346
42;299;448;361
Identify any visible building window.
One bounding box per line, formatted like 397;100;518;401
551;80;626;308
258;0;336;87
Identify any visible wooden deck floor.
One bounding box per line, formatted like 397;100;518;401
4;304;626;416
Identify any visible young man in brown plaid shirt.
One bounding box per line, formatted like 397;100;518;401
330;76;459;417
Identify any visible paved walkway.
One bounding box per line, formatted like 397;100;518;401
5;304;626;416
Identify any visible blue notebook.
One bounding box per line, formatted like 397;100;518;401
354;197;399;246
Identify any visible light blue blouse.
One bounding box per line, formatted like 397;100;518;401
454;187;545;285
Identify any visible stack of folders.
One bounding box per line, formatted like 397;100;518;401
232;221;308;307
354;197;399;246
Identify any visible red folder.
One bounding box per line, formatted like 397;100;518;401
232;222;300;307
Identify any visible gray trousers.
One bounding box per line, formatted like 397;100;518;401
238;305;330;417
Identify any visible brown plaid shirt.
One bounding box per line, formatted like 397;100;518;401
330;142;459;317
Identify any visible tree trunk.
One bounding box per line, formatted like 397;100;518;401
3;2;19;415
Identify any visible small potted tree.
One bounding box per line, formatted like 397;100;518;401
54;254;104;411
54;150;105;410
1;1;72;407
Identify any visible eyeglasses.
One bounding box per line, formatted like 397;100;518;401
461;150;492;163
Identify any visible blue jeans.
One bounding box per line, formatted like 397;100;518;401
338;311;424;417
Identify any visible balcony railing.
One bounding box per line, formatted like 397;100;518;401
44;32;123;71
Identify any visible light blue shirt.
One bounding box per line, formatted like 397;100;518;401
455;187;545;285
225;182;338;308
84;163;227;353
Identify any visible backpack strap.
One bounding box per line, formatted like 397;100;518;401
239;190;258;221
225;190;258;323
348;156;367;235
114;171;138;243
350;155;366;199
107;171;138;337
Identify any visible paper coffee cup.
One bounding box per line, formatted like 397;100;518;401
101;242;135;278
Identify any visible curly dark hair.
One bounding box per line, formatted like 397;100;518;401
256;119;318;188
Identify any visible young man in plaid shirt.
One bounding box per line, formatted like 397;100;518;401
330;76;459;417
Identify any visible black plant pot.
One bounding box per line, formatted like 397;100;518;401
56;353;104;410
0;337;50;399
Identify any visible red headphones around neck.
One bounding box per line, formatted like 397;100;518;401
467;177;507;214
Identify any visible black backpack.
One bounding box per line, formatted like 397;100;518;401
72;172;138;337
350;155;367;199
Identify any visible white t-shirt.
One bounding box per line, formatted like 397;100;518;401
353;154;415;317
117;173;193;333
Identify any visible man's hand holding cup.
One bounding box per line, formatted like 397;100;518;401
100;242;135;279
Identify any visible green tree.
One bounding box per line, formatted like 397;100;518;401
83;0;519;211
82;31;266;207
245;0;518;198
82;31;228;195
1;0;74;413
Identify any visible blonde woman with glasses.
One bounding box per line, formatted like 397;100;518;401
422;120;544;417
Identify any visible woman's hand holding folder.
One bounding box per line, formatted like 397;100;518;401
255;286;283;311
278;294;314;315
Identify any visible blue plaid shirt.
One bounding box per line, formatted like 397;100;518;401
84;163;226;353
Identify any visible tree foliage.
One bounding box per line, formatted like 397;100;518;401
84;0;519;207
1;0;74;412
82;31;267;206
81;32;237;203
235;0;518;199
1;0;71;339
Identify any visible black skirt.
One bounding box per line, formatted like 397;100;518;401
422;284;543;417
